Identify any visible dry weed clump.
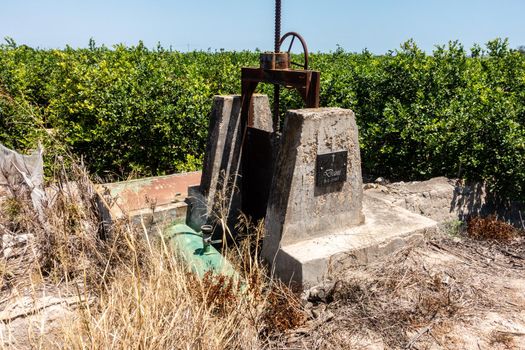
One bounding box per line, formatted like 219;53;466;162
61;240;262;350
489;330;516;349
337;267;463;346
234;215;308;336
0;158;146;291
290;245;484;349
186;271;242;317
262;282;307;334
60;232;307;350
1;158;307;349
467;215;520;241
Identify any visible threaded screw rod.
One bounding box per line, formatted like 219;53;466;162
273;0;282;131
274;0;281;52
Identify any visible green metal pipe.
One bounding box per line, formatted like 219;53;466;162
164;223;238;279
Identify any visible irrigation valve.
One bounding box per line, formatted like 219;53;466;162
200;225;222;255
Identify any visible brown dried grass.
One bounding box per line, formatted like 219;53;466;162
1;159;305;349
335;257;466;347
281;242;491;350
489;331;516;349
1;158;146;292
57;223;307;349
262;282;307;335
467;215;520;241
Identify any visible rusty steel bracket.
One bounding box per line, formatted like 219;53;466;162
239;0;321;133
241;67;320;128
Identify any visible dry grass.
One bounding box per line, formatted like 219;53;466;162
61;241;260;349
0;159;305;349
278;241;496;349
1;158;145;291
333;250;472;348
489;331;516;349
467;215;521;241
55;219;306;349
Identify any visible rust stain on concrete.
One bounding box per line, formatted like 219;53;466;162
101;171;201;213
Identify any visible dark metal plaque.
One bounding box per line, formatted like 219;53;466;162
316;151;348;187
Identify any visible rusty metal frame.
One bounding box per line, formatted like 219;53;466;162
240;67;320;131
230;0;322;224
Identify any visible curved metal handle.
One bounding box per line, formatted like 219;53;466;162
279;31;309;70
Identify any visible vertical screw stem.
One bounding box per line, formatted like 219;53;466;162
273;0;282;131
275;0;281;52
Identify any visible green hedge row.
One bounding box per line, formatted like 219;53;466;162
0;38;524;200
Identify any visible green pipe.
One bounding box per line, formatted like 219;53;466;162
164;223;238;279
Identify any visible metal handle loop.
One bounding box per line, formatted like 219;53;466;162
279;31;309;70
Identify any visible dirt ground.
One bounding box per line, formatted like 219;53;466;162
1;174;524;349
276;233;525;350
2;231;524;349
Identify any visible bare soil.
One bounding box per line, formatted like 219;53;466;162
2;175;524;349
275;233;525;350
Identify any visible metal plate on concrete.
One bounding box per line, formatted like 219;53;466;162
242;127;276;222
316;151;348;187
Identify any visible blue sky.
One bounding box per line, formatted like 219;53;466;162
1;0;524;53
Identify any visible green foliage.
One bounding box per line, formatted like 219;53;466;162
0;38;524;200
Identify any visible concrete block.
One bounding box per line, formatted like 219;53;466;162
199;95;242;204
189;94;273;229
270;193;438;285
248;94;273;132
95;172;200;232
263;108;364;260
364;177;489;223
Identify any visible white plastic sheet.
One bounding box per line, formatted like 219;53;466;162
0;143;45;218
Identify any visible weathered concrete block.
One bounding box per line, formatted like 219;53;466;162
364;177;490;223
248;94;273;132
263;108;364;261
95;172;200;232
187;94;273;230
199;95;242;203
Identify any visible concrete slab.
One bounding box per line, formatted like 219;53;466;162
96;172;201;228
269;193;438;286
364;177;488;223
